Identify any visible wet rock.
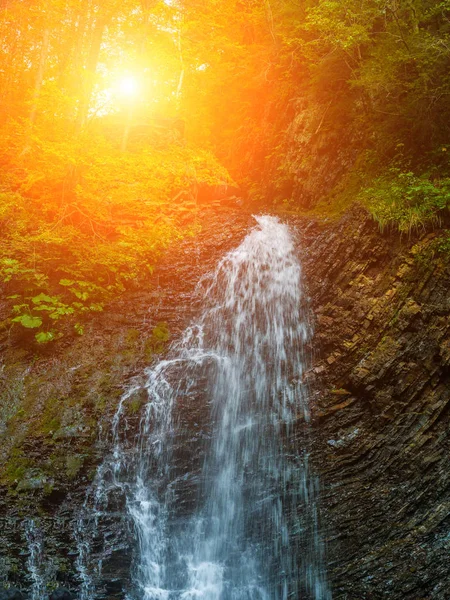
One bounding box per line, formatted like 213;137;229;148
49;589;72;600
15;469;49;492
52;425;85;440
295;204;450;599
0;588;26;600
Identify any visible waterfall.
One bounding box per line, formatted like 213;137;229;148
74;383;143;599
78;215;331;599
25;520;47;600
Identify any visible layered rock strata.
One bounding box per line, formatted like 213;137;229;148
298;206;449;600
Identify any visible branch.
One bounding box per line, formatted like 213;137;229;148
264;0;276;45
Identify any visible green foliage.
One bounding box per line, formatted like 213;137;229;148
204;0;450;212
144;322;170;359
35;331;59;344
360;169;450;232
1;449;31;485
11;314;43;329
74;323;85;336
1;0;449;308
0;0;239;344
436;232;450;254
0;126;230;342
65;454;84;479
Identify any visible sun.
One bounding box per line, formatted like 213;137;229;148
118;76;139;97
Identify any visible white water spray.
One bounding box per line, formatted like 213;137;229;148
25;520;47;600
78;216;331;599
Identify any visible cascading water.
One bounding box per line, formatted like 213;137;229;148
25;520;47;600
78;215;331;600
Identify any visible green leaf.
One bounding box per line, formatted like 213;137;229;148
74;323;84;335
12;304;28;314
35;331;55;344
49;306;74;320
12;314;43;328
59;279;75;286
71;289;89;301
89;303;103;312
33;304;55;312
32;293;55;305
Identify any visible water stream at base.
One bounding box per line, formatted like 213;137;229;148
77;215;331;600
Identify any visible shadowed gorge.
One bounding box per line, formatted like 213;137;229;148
0;1;449;599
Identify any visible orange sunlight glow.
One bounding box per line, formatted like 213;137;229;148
118;76;140;97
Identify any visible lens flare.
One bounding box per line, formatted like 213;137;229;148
119;76;139;97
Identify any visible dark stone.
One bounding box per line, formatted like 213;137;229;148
294;204;450;599
49;589;73;600
0;588;26;600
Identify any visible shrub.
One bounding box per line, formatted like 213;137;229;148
360;169;450;233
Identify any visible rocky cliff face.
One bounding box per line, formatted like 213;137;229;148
1;204;448;599
297;206;449;599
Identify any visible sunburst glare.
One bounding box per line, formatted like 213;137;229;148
118;76;140;97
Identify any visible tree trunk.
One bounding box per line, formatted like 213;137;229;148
21;27;49;152
75;10;107;133
29;28;50;129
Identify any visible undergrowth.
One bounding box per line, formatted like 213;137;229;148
0;123;231;344
359;167;450;234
